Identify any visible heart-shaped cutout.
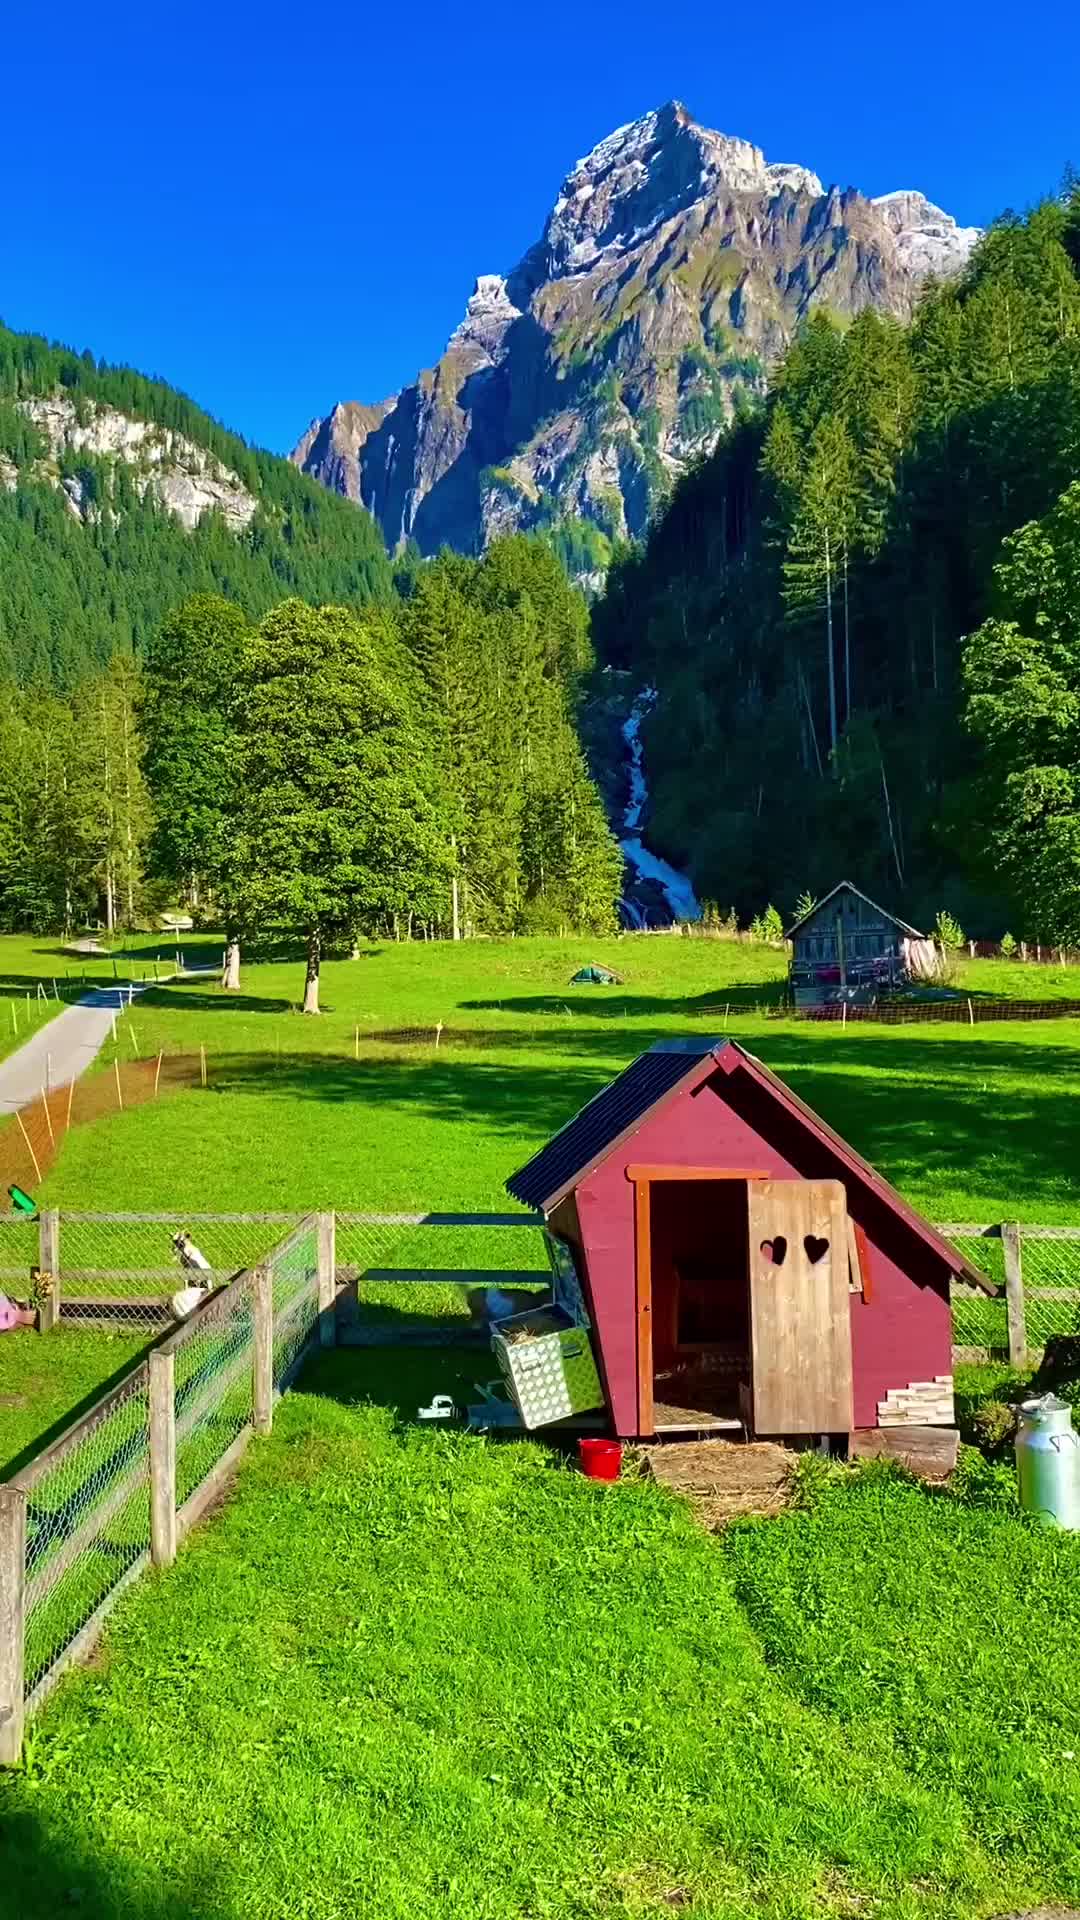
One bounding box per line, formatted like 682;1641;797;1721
804;1235;829;1265
759;1235;788;1267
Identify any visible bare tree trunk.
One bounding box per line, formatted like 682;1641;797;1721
222;937;241;991
122;700;136;928
880;759;904;888
105;864;115;935
824;527;837;771
450;834;460;942
302;927;321;1014
842;545;851;728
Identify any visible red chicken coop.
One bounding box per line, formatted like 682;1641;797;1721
506;1039;993;1446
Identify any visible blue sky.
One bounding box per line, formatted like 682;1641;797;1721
5;0;1074;455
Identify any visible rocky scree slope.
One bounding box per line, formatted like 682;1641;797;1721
293;101;979;569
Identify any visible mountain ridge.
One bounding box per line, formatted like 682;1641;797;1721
292;101;980;568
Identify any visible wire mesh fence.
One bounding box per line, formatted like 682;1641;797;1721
335;1213;548;1345
946;1223;1080;1360
174;1281;255;1510
54;1213;301;1335
270;1220;320;1391
19;1366;151;1705
0;1215;327;1761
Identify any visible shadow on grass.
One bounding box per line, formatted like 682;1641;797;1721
0;1344;150;1481
462;984;788;1017
297;1344;495;1426
1;1807;228;1920
186;1027;1080;1214
136;981;293;1016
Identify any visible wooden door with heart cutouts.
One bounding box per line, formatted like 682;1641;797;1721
746;1179;852;1434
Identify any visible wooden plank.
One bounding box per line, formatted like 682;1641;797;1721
339;1210;546;1228
850;1425;959;1481
38;1208;60;1332
748;1180;852;1436
855;1223;872;1304
626;1166;768;1183
252;1265;273;1436
0;1486;26;1765
148;1351;176;1568
345;1268;546;1286
56;1268;241;1283
56;1211;303;1225
1003;1220;1027;1370
634;1178;654;1438
1026;1287;1080;1301
317;1212;337;1348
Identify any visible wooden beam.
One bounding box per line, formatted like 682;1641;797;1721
626;1166;768;1184
0;1486;26;1766
252;1266;273;1436
1003;1221;1026;1369
149;1350;176;1569
634;1178;654;1439
317;1211;337;1349
37;1209;60;1332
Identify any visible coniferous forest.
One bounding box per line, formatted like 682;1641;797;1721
594;185;1080;938
5;184;1080;950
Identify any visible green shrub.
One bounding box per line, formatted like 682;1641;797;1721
749;903;784;944
935;907;966;949
1000;930;1018;957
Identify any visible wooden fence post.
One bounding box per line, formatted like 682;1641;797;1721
252;1266;273;1434
317;1211;337;1348
149;1350;177;1568
1003;1221;1027;1369
0;1485;27;1766
38;1207;60;1332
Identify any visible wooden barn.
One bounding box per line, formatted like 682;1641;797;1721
786;881;939;1007
507;1039;993;1446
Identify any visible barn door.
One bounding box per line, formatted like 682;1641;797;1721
747;1179;852;1435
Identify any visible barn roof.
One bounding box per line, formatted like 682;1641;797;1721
784;881;926;942
506;1037;994;1293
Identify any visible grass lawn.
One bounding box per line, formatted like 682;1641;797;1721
28;932;1080;1223
1;930;1077;1459
2;1348;1079;1920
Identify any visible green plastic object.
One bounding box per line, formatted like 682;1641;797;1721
8;1185;36;1216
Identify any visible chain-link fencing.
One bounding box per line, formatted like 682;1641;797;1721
945;1223;1080;1360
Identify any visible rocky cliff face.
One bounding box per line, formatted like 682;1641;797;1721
16;396;258;529
293;102;980;567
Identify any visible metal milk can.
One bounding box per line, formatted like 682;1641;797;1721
1015;1393;1080;1529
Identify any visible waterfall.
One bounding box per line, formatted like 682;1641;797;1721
618;689;702;926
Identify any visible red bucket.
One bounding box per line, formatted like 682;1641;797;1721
578;1438;622;1482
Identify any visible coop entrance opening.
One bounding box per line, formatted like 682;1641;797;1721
647;1177;752;1434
